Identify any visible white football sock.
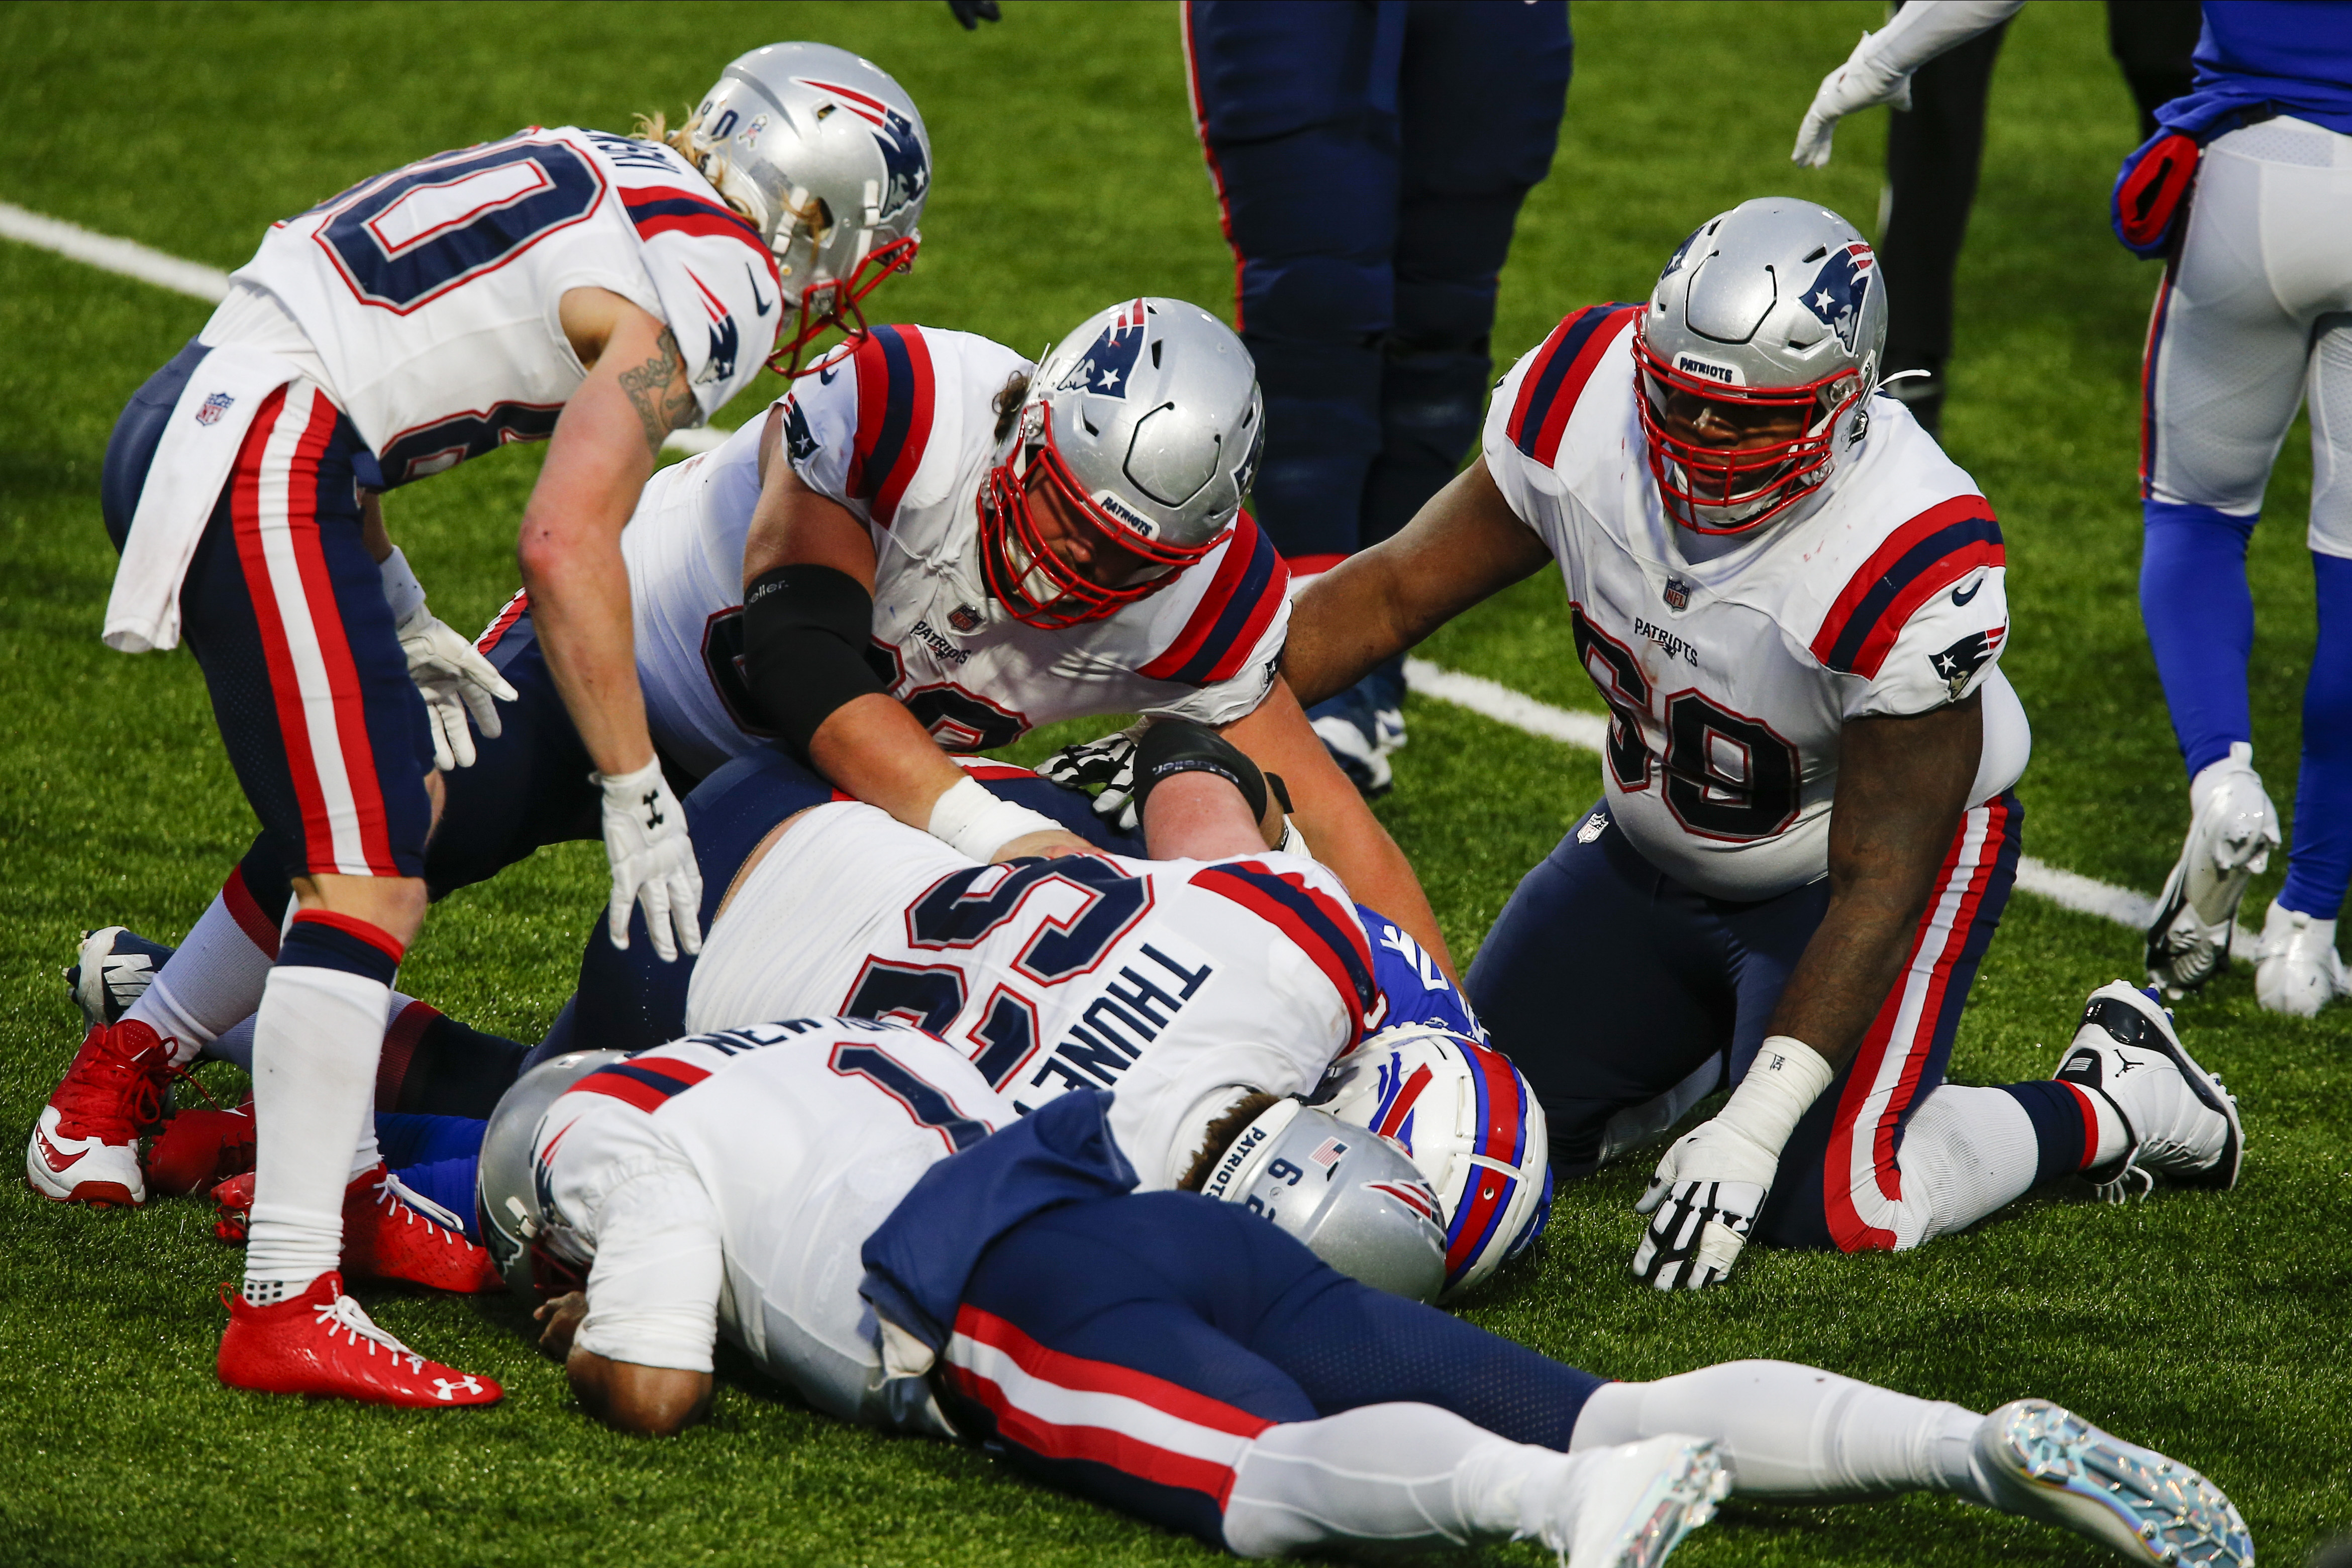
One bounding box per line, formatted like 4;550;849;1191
1571;1361;1990;1506
242;964;385;1304
1890;1085;2046;1246
205;988;418;1077
1221;1403;1563;1555
126;888;278;1065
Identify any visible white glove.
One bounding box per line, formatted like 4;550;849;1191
1035;722;1147;831
1791;29;1914;168
398;605;518;771
595;760;702;963
1631;1036;1833;1289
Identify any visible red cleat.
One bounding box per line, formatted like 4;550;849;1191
210;1170;255;1241
24;1019;175;1207
343;1164;503;1294
217;1271;502;1408
146;1097;257;1199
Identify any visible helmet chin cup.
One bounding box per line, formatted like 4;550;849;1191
978;403;1213;629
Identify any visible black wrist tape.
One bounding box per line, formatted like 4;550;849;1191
742;564;890;762
1133;718;1271;823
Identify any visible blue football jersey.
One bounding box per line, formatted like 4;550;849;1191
1359;905;1485;1041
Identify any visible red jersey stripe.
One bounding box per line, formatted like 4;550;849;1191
1808;495;2005;679
952;1305;1275;1438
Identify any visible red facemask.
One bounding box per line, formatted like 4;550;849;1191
978;403;1224;629
1631;318;1864;535
767;233;921;379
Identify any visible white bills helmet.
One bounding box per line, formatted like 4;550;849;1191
1313;1025;1551;1300
1201;1100;1449;1303
475;1049;624;1298
981;298;1265;628
683;43;932;375
1633;197;1887;534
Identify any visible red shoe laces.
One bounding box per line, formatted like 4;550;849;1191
50;1026;174;1136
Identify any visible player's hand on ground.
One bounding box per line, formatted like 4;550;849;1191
397;607;519;771
535;1291;588;1357
1630;1116;1779;1290
1791;29;1913;168
992;828;1095;863
1036;723;1146;830
596;761;702;962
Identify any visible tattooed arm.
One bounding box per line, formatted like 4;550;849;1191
514;288;697;776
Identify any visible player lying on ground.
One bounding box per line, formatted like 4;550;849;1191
484;1023;2253;1567
28;42;938;1229
1269;198;2244;1287
33;41;873;1403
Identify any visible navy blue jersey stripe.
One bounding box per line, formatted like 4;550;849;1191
1160;522;1280;686
1206;864;1376;1016
1819;513;2002;673
620;191;764;244
1512;304;1635;459
855;327;919;503
587;1061;702;1102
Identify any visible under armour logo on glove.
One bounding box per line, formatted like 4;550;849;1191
641;791;664;830
1036;722;1147;832
1631;1176;1765;1291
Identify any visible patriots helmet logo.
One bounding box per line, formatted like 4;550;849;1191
1057;299;1150;399
1801;241;1876;354
802;77;930;221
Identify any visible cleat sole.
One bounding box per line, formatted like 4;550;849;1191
1986;1401;2252;1567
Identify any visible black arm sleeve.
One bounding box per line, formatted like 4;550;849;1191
741;564;891;762
1132;718;1271;824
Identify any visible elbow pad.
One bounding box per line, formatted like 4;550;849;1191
742;565;892;761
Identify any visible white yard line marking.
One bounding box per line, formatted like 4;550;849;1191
1403;658;2252;948
0;200;725;455
0;199;2246;949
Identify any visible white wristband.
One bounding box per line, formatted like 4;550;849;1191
927;776;1061;862
1716;1036;1835;1155
377;547;428;626
592;757;666;799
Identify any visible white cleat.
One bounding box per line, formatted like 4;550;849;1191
2054;982;2242;1200
1973;1399;2253;1565
1539;1435;1727;1567
2145;743;2280;995
2252;900;2349;1018
64;926;172;1029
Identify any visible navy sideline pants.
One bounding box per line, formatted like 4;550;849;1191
937;1192;1604;1549
1467;795;2023;1253
104;342;435;885
1183;0;1571;566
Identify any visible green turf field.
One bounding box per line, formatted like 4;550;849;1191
2;3;2346;1564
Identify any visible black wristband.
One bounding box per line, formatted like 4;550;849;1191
1133;718;1271;823
741;564;889;762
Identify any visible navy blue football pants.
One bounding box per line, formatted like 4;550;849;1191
1184;0;1571;566
104;342;436;886
938;1192;1604;1549
1468;795;2033;1253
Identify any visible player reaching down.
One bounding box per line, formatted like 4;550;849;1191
482;1029;2253;1566
1283;200;2244;1287
35;46;815;1405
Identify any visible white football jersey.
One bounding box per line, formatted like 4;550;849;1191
621;324;1290;778
1485;305;2029;901
683;802;1380;1185
201;127;776;487
535;1016;1005;1431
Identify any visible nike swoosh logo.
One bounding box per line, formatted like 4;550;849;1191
819;365;840;385
1951;577;1983;606
36;1131;87;1172
745;264;773;318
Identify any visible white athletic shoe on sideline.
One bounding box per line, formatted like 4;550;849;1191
2253;899;2349;1018
1537;1435;1727;1567
2054;982;2242;1200
1973;1399;2252;1565
2145;743;2280;994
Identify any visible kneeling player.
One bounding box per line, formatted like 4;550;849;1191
1281;198;2245;1287
487;1025;2253;1566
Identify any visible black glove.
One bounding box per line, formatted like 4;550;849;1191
948;0;1001;29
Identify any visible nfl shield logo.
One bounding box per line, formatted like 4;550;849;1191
195;391;234;427
948;603;983;633
1663;576;1691;612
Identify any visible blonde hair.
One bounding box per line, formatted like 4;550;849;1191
632;110;758;226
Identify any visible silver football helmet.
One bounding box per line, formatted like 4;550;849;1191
1633;197;1888;534
981;298;1265;628
681;43;932;374
475;1049;624;1298
1199;1099;1449;1303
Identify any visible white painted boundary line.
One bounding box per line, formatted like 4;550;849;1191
2;197;2233;945
1404;657;2247;946
0;200;727;456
